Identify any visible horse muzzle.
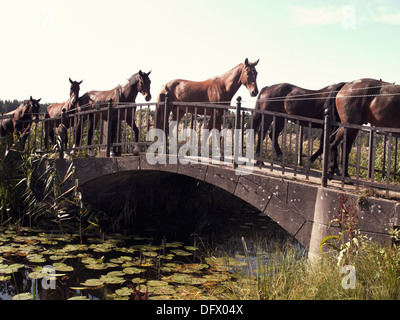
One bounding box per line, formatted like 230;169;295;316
145;94;152;102
250;88;259;97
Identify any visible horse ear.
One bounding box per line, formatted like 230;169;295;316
69;78;73;84
36;98;42;103
244;58;250;67
146;70;152;76
253;59;260;66
78;80;83;85
139;70;143;76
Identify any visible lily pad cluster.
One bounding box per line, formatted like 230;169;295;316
0;227;246;300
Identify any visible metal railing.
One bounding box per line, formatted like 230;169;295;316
5;95;400;195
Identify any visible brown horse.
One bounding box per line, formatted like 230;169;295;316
44;78;82;150
252;82;346;172
78;70;152;155
155;58;259;130
331;78;400;177
0;96;41;148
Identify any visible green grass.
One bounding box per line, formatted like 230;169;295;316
215;240;400;300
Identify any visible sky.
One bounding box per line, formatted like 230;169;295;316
1;0;400;108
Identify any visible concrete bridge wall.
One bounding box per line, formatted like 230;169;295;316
56;155;400;257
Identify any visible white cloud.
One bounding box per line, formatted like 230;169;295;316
290;5;343;26
373;12;400;25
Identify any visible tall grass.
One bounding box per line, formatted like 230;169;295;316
218;238;400;300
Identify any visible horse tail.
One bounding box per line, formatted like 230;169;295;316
324;82;346;123
251;87;268;133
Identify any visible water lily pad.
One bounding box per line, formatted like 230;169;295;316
148;285;176;295
142;251;158;257
0;275;11;281
110;256;132;264
55;265;74;272
123;267;145;274
170;249;192;256
164;242;183;248
178;263;209;273
81;278;105;287
27;256;47;263
0;245;17;254
106;270;125;277
28;272;47;279
146;280;169;287
168;273;208;285
2;263;25;274
53;263;74;272
101;276;125;285
148;295;173;300
205;257;247;267
115;287;134;296
184;246;199;251
68;296;90;300
85;263;108;270
158;254;174;260
12;293;33;300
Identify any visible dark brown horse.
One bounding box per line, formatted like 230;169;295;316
44;78;82;151
155;58;259;130
331;78;400;177
252;82;346;172
78;70;152;155
0;96;41;148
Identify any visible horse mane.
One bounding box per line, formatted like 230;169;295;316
212;63;243;80
126;73;140;86
114;85;123;103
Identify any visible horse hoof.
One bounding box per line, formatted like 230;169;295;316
256;160;266;168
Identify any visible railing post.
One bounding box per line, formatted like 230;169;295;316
234;96;242;169
59;108;66;159
163;92;170;155
106;98;113;158
321;107;331;187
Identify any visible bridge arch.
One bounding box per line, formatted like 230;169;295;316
56;154;399;257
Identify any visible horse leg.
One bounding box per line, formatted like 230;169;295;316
269;117;284;161
330;126;357;178
255;114;273;166
44;119;50;151
342;128;358;179
310;129;324;163
327;126;340;175
71;115;81;157
111;115;121;157
131;107;140;155
87;114;95;157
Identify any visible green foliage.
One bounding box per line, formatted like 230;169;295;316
0;133;105;236
320;194;361;265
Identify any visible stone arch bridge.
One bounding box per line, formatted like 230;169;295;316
56;154;400;258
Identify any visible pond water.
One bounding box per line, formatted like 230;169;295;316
0;199;302;300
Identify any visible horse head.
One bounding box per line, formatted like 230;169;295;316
241;58;260;97
69;78;83;106
137;70;152;102
30;96;41;120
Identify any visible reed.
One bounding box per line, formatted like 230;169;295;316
218;237;400;300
